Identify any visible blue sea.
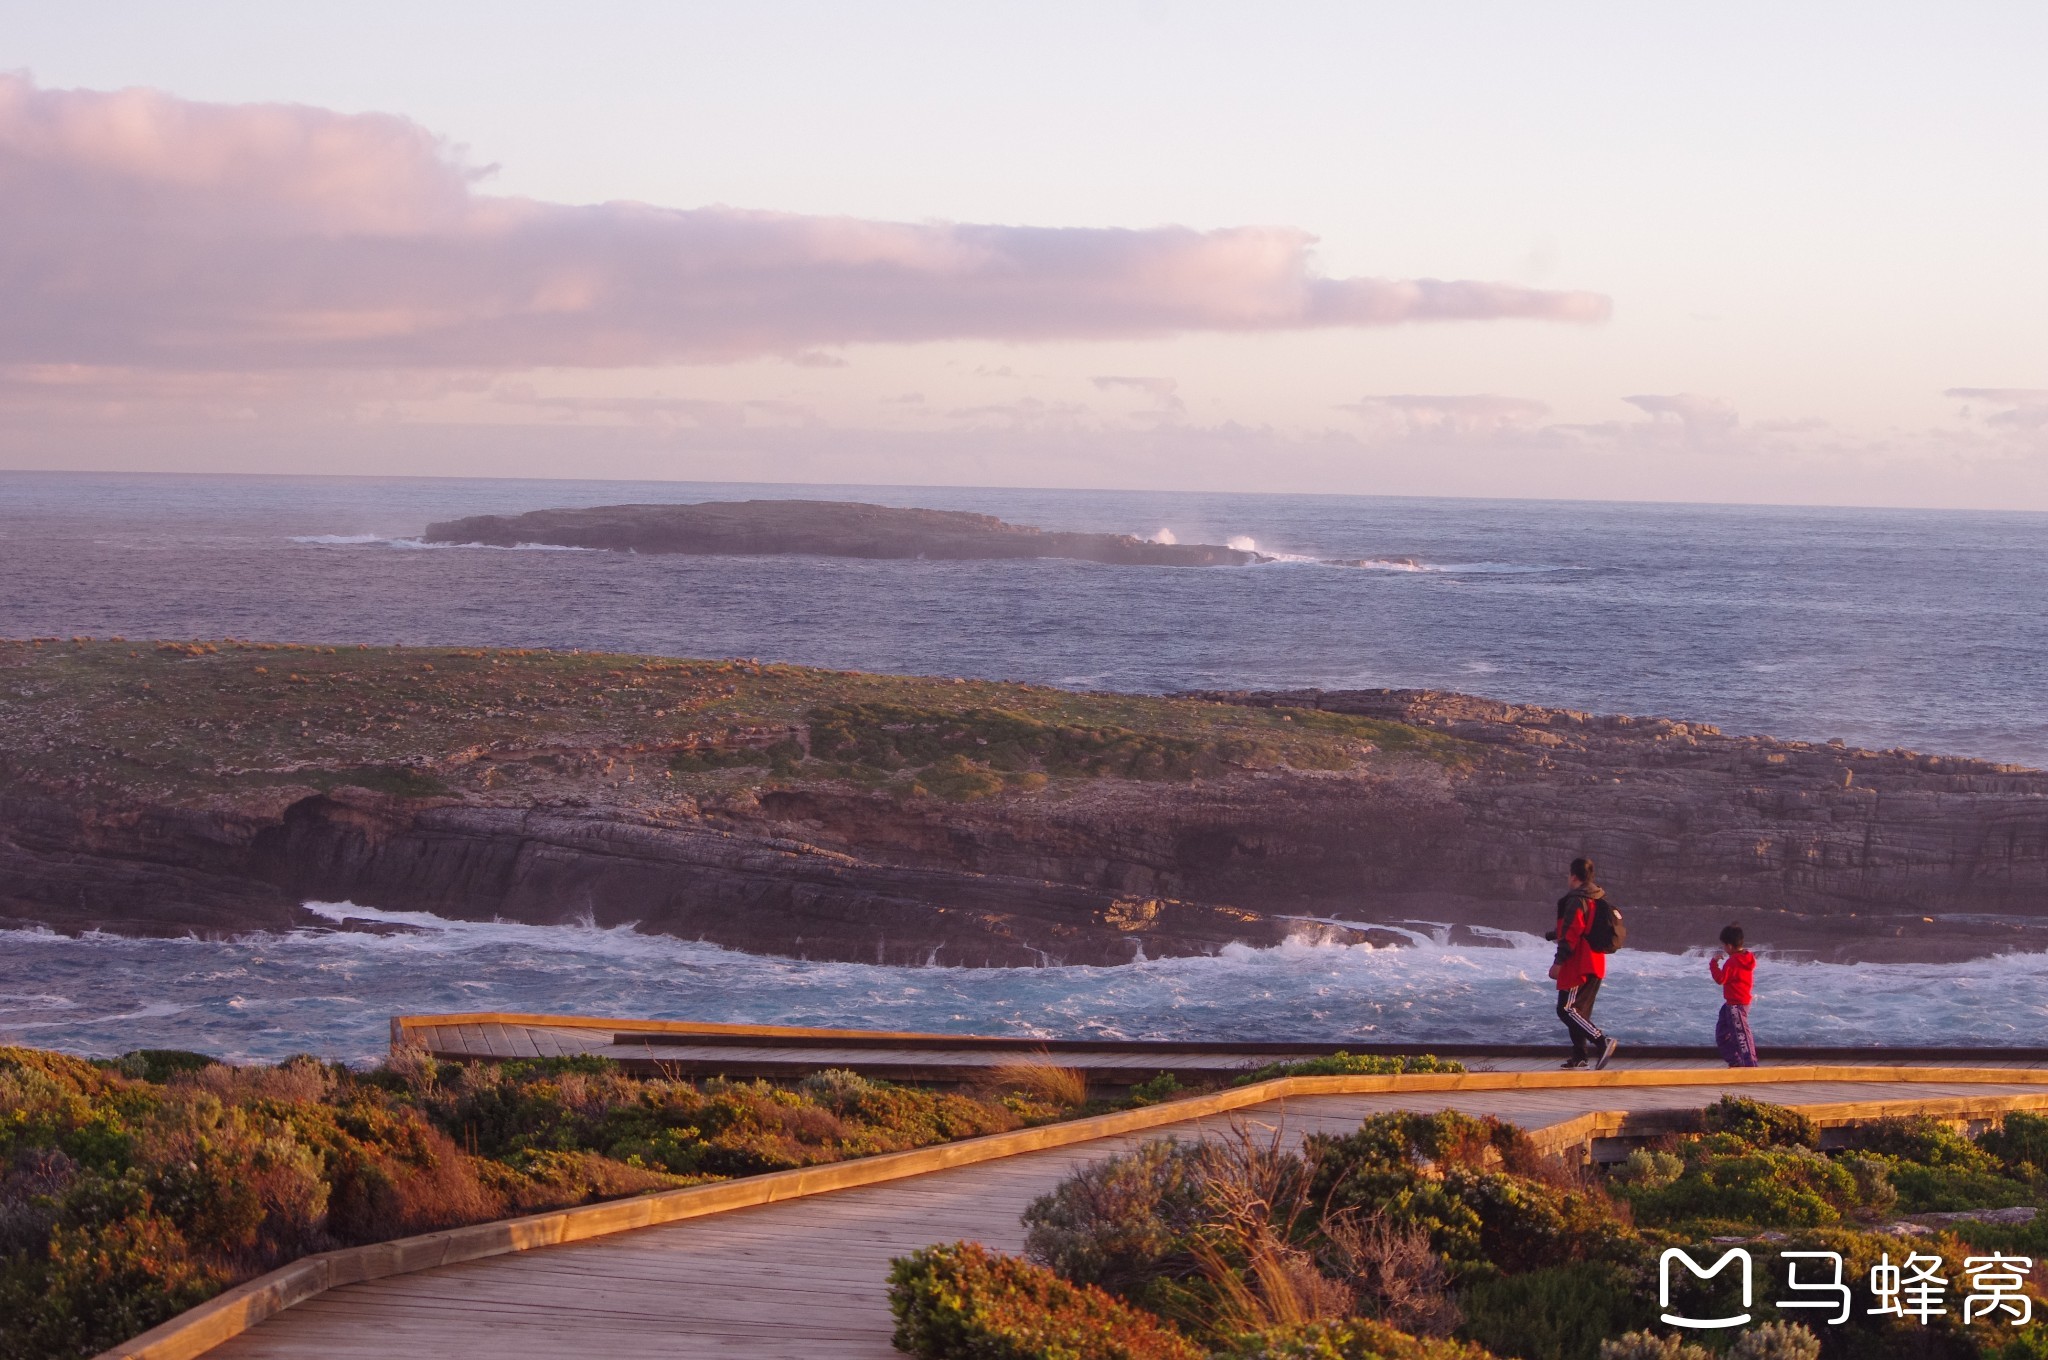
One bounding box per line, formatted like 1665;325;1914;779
3;471;2045;1061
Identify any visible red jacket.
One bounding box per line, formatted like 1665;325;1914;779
1553;892;1606;989
1711;949;1755;1005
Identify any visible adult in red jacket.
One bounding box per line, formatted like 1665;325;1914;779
1548;857;1619;1069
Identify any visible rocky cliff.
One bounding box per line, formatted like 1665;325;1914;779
3;639;2044;964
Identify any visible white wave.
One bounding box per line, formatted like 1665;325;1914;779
288;535;598;552
0;992;76;1012
1316;557;1561;575
1149;527;1179;545
9;904;2048;1065
1227;535;1258;553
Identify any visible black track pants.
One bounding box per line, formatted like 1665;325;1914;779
1557;976;1605;1058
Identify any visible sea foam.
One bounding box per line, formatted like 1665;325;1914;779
4;904;2044;1065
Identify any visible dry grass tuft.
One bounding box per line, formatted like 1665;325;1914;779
977;1056;1088;1108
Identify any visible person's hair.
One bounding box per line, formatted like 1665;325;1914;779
1569;856;1596;884
1719;924;1745;949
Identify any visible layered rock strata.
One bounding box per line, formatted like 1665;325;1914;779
4;647;2045;965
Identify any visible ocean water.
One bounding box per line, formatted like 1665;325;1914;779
6;906;2048;1066
2;471;2046;1062
5;471;2045;763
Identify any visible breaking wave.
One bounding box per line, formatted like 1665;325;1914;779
5;904;2045;1066
288;535;598;551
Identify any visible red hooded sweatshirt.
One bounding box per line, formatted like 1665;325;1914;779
1553;889;1606;990
1710;949;1755;1005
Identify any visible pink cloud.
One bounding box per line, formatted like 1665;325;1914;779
1091;375;1185;414
1341;393;1551;435
1946;387;2048;430
0;75;1610;370
1624;392;1739;433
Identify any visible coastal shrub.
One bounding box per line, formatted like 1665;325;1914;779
888;1241;1205;1360
1743;1229;1979;1360
1316;1215;1463;1338
1829;1117;2033;1213
114;1050;216;1083
1127;1073;1184;1107
1307;1113;1624;1275
1024;1140;1214;1302
1837;1116;1994;1170
1219;1318;1501;1360
0;1043;1066;1360
1598;1332;1708;1360
1622;1140;1865;1231
1729;1323;1823;1360
1610;1149;1682;1190
1979;1111;2048;1178
1236;1054;1467;1086
1457;1260;1653;1360
0;1211;223;1360
1699;1096;1817;1149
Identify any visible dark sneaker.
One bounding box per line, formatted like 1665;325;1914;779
1561;1056;1589;1069
1595;1037;1620;1070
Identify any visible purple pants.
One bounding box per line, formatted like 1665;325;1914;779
1717;1002;1759;1067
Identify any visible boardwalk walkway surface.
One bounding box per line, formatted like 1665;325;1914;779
203;1072;2048;1360
397;1013;2048;1084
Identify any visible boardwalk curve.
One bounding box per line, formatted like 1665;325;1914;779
102;1057;2048;1360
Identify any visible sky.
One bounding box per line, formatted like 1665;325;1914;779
2;1;2046;507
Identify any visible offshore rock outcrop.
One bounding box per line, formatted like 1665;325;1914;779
422;500;1263;567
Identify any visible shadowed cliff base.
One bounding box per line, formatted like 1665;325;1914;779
1;638;2043;965
422;499;1264;566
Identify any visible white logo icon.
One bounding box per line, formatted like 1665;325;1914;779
1660;1247;1753;1329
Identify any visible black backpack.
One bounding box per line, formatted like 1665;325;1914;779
1587;898;1627;954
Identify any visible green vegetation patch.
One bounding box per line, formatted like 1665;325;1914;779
0;638;1466;806
1235;1053;1468;1085
0;1044;1083;1360
892;1097;2048;1360
890;1241;1205;1360
809;701;1253;781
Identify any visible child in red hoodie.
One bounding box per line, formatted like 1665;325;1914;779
1710;924;1758;1068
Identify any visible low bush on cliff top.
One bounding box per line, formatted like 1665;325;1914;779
893;1098;2048;1360
1234;1054;1468;1086
0;1045;1078;1360
890;1241;1206;1360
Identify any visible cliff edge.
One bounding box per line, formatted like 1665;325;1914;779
3;639;2044;965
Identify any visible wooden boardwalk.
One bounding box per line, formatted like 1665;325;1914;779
396;1013;2048;1085
202;1072;2048;1360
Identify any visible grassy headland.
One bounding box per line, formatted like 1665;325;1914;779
0;636;1466;810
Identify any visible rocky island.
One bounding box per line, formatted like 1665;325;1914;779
2;637;2045;964
422;499;1264;565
